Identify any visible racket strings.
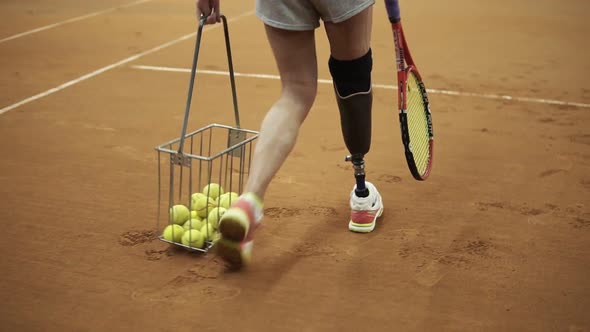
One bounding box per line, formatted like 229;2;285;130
405;72;431;175
407;100;429;168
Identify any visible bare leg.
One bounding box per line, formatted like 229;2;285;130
324;6;373;60
244;25;318;200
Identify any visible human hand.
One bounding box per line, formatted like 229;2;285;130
195;0;220;24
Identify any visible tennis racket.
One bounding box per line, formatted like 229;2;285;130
384;0;434;181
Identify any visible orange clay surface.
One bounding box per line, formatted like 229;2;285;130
1;0;589;331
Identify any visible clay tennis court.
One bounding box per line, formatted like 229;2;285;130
1;0;589;331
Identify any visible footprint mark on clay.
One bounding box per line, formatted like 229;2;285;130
378;174;402;183
309;206;337;216
119;230;157;246
144;247;175;261
519;207;545;216
169;259;225;285
132;258;240;303
539;169;567;178
414;260;450;287
569;212;590;229
569;134;590;146
475;201;505;211
461;239;494;257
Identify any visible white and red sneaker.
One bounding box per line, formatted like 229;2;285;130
348;181;384;233
215;193;263;269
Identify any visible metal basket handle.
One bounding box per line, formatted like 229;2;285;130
176;15;241;156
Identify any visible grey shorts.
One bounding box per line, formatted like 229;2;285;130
255;0;375;31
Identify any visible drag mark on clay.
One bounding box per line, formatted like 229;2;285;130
475;201;547;216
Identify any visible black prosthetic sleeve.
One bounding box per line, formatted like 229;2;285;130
329;49;373;197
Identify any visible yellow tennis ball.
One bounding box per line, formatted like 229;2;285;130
162;224;184;243
190;193;205;210
203;183;224;200
207;207;227;229
190;210;202;220
218;192;239;209
191;193;216;218
212;231;221;243
200;223;216;241
169;205;190;225
183;218;203;231
181;229;204;248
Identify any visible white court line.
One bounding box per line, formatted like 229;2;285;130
0;0;152;44
0;11;255;116
131;64;590;109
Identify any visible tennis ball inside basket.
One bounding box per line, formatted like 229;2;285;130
218;192;239;209
191;193;216;218
207;207;227;229
203;183;224;201
181;229;204;248
183;218;203;231
169;205;190;225
162;224;184;243
201;223;216;241
190;210;202;220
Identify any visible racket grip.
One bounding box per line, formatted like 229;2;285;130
384;0;401;23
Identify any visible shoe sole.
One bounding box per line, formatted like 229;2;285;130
348;197;384;233
218;208;250;242
215;238;252;269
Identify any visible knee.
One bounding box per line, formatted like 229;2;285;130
281;78;318;111
328;48;372;98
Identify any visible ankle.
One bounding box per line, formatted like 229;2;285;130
238;192;264;219
241;192;263;207
355;188;369;198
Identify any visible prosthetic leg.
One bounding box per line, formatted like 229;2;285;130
329;49;373;198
